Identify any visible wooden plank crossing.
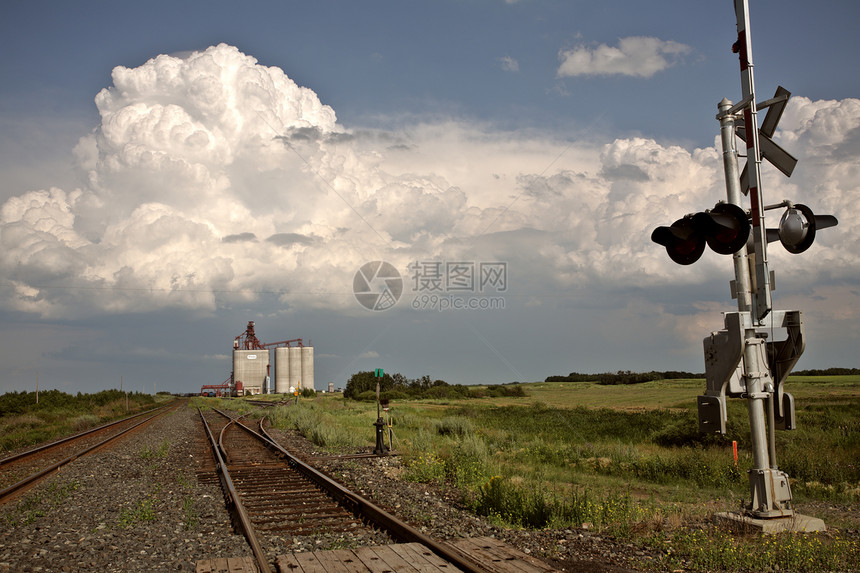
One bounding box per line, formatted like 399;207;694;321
197;537;560;573
196;555;259;573
450;538;559;573
276;542;464;573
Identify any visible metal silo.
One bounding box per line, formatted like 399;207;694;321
301;346;314;391
288;346;302;390
274;347;290;394
233;349;269;395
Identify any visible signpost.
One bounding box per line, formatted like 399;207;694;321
373;368;388;455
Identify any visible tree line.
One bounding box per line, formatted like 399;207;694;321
344;371;525;401
545;370;703;385
546;367;860;385
0;389;156;417
791;367;860;376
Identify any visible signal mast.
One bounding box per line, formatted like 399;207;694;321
652;0;834;531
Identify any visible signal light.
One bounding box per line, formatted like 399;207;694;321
651;217;705;265
693;203;751;255
766;203;838;254
652;203;750;265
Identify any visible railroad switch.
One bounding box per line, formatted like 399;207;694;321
373;417;389;456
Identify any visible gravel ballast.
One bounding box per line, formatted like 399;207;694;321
0;405;247;572
0;403;652;572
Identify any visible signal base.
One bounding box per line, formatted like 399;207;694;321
715;511;826;534
748;468;793;518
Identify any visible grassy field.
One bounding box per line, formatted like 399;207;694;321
9;382;857;570
248;376;860;572
0;390;167;454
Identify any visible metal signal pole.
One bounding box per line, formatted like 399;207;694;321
701;1;826;531
732;0;772;322
655;0;838;532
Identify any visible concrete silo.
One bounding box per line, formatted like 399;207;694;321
300;346;314;391
274;347;290;394
288;346;302;390
233;349;269;395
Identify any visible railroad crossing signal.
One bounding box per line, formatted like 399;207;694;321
768;203;838;254
651;202;750;265
736;86;796;194
652;84;838;270
658;0;834;529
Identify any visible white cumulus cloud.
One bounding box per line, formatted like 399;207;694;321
557;36;691;78
0;43;857;332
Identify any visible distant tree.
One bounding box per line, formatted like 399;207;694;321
391;373;408;387
344;371;392;399
344;370;471;400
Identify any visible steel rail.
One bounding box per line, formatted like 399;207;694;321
216;409;491;573
0;403;175;505
0;406;163;466
197;408;273;573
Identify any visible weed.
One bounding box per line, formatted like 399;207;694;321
404;451;446;484
118;497;157;528
182;497;198;530
471;477;650;533
447;433;495;491
176;472;192;489
139;438;170;460
652;528;860;572
6;479;81;526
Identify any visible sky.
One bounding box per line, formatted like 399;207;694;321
1;0;859;396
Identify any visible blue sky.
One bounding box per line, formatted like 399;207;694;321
1;0;859;396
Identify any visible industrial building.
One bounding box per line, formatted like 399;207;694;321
273;345;314;392
202;321;313;396
233;349;270;395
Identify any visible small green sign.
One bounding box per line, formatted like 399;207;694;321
375;368;383;378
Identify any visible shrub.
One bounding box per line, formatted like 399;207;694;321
435;416;474;436
403;451;446;484
71;415;99;432
447;433;494;490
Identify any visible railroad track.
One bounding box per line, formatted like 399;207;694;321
0;401;180;505
198;407;492;573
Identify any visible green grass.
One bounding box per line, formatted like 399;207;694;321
0;390;165;453
261;396;375;452
139;437;170;460
294;378;860;572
